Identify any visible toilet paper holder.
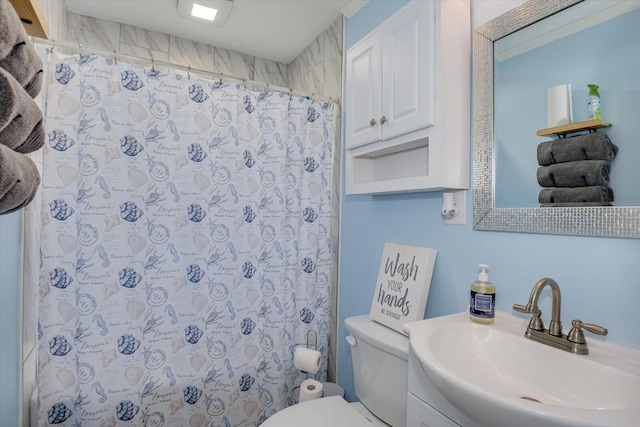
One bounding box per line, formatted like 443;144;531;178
292;330;321;403
302;330;318;351
294;330;319;375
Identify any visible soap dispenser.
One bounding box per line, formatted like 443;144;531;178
469;264;495;324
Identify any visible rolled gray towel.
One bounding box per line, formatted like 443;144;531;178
0;0;25;58
538;186;613;204
540;202;612;207
0;67;44;153
537;132;618;166
0;144;40;214
537;160;610;187
0;1;43;97
0;40;43;97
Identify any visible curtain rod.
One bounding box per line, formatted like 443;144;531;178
32;37;338;104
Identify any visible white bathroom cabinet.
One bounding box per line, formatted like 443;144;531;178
345;0;434;149
344;0;470;195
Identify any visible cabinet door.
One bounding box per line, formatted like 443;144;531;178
381;0;435;140
345;32;382;149
407;393;461;427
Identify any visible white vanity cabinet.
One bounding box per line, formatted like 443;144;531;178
406;351;479;427
407;393;460;427
345;0;470;195
345;0;434;149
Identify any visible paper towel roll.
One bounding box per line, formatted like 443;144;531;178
294;347;321;374
299;379;323;403
547;84;573;127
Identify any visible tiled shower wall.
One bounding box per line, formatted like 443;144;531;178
64;12;343;381
66;12;288;88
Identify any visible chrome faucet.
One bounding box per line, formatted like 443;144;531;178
513;278;607;355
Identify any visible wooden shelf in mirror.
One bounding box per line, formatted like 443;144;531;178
537;120;612;138
9;0;49;39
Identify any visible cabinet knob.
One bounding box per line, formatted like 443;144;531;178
369;118;377;127
380;115;387;125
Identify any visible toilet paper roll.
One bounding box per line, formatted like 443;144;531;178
547;84;573;128
299;379;323;403
294;347;321;374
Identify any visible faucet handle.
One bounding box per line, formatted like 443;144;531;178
513;304;544;331
513;304;541;316
567;319;608;344
513;304;529;314
582;322;608;336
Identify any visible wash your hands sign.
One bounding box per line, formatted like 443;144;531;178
370;243;437;334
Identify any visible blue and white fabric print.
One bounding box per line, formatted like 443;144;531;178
39;52;335;426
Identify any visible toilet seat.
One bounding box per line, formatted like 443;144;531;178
261;396;377;427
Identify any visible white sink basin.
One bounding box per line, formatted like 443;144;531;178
405;311;640;427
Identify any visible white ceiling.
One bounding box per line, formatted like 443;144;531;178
65;0;355;64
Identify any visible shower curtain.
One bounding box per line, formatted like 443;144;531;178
38;52;335;426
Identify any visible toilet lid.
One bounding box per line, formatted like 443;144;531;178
261;396;373;427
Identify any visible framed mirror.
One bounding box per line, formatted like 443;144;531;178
472;0;640;238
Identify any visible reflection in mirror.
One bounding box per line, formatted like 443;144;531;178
472;0;640;238
494;2;640;208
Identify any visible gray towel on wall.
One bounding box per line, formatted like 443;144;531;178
0;0;25;58
0;67;44;153
537;160;610;187
0;144;40;214
538;186;613;204
537;132;618;166
540;202;612;207
0;40;43;97
0;1;43;97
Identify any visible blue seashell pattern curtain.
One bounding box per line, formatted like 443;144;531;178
38;52;335;426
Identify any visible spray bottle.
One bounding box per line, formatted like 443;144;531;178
588;84;601;120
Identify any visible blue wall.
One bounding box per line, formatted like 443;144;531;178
338;0;640;403
0;212;21;426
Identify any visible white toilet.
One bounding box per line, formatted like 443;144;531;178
262;314;409;427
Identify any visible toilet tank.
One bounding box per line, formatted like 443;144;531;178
345;315;409;427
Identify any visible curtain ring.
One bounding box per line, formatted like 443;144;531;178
265;83;270;93
289;88;294;101
188;65;191;80
150;53;155;72
113;50;117;65
242;78;247;90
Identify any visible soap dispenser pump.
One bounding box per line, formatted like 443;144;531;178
469;264;496;324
